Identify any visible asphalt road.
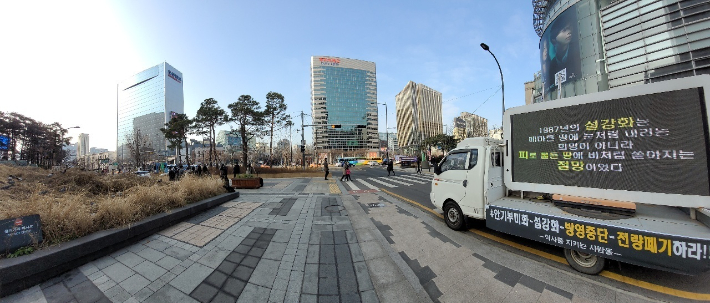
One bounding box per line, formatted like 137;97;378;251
337;164;710;302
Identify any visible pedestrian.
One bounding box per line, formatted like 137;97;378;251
220;164;228;181
387;159;395;176
323;158;329;180
168;167;175;181
233;162;240;178
416;156;422;174
202;164;209;176
340;161;349;181
345;166;351;181
196;164;202;176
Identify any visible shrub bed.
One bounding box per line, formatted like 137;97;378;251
0;165;224;256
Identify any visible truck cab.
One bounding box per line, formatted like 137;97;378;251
430;137;505;229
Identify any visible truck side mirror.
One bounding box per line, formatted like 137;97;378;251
434;162;441;175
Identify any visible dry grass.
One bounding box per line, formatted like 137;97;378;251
0;165;224;253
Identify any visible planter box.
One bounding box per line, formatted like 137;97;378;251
230;178;262;189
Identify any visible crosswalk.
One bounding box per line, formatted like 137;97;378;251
339;173;433;192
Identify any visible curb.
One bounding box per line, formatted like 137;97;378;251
0;192;239;297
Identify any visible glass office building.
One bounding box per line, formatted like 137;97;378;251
531;0;710;102
117;62;184;162
310;56;378;151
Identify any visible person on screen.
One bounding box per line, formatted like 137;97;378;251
548;16;580;85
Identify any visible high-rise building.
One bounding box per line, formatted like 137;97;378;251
117;62;184;162
310;56;378;151
452;112;488;141
531;0;710;102
216;130;242;147
395;81;443;149
77;133;90;158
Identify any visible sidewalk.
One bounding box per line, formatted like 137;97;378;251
1;178;431;303
2;177;663;303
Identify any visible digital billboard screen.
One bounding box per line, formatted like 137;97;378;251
540;3;581;93
510;88;710;196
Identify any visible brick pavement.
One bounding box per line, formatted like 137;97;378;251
1;176;664;303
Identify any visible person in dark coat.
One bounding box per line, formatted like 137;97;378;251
233;162;240;178
168;168;176;181
323;158;329;180
220;164;228;181
202;164;209;176
387;159;395;176
196;164;202;176
416;156;422;174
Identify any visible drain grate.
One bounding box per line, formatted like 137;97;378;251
367;203;386;208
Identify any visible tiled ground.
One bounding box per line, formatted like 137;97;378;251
159;202;262;247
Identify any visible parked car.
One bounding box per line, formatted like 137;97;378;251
134;171;151;177
368;161;379;166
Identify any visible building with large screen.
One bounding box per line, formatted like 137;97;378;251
310;56;378;151
531;0;710;102
395;81;443;149
117;62;184;163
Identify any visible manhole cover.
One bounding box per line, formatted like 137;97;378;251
367;203;386;208
325;205;343;212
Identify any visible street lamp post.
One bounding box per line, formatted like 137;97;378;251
379;103;388;160
480;43;505;126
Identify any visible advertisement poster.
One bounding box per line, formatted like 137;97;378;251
540;4;581;93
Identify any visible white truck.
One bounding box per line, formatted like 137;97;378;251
430;75;710;275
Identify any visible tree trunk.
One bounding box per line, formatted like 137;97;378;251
269;115;274;168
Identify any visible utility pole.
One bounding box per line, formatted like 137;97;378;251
301;111;305;170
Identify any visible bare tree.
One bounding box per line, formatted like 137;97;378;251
125;129;152;170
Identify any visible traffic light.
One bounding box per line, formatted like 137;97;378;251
300;145;305;152
331;125;341;128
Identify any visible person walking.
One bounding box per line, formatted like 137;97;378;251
168;167;175;181
219;164;228;181
202;164;209;176
196;164;202;176
233;162;240;178
416;156;422;174
387;159;395;176
340;162;349;181
323;158;330;180
345;165;352;181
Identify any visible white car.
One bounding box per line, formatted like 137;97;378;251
368;161;379;166
134;171;151;177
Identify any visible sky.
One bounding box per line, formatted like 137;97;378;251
0;1;541;151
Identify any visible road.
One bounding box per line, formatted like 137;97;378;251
335;164;710;302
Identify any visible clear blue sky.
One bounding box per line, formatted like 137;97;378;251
1;1;541;150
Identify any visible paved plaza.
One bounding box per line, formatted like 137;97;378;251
1;176;665;303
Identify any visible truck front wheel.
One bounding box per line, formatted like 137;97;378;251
564;248;605;275
443;201;466;231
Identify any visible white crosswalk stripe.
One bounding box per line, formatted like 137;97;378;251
368;178;399;188
345;181;360;190
356;179;380;190
377;177;413;186
391;175;427;184
404;173;434;181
